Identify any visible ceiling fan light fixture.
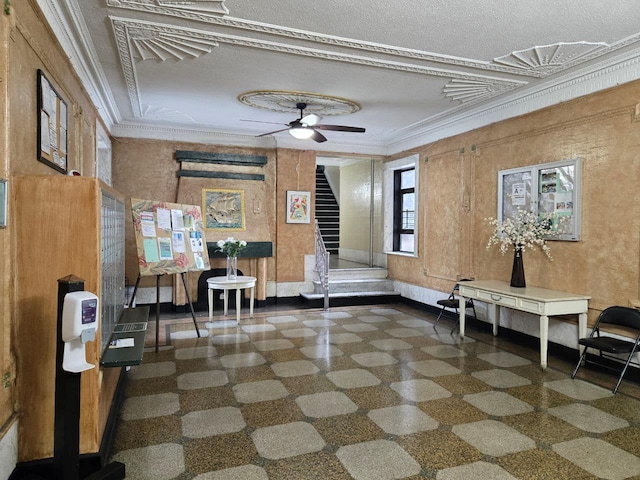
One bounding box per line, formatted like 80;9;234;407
289;127;314;139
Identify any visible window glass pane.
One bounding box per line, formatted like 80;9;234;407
402;209;414;230
399;234;414;252
402;192;414;210
400;169;414;189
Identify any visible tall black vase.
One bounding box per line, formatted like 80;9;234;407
510;248;526;288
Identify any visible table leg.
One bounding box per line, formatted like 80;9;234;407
223;288;229;316
492;304;500;336
540;315;549;370
250;286;254;317
578;312;587;356
459;296;466;338
236;287;241;324
208;287;213;320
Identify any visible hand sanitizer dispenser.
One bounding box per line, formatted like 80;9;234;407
62;291;99;373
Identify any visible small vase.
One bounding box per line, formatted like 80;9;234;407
226;256;238;280
510;248;526;288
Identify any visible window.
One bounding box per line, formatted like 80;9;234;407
393;167;415;252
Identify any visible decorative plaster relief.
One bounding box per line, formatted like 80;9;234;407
142;105;195;122
111;17;220;117
238;91;361;116
493;42;608;76
109;0;228;16
442;79;519;104
128;25;218;61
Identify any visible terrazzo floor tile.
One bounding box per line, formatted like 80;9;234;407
121;392;180;420
326;368;381;388
182;406;246;438
232;379;289;403
313;413;386;445
112;443;185;480
418;397;489;425
408;359;462;377
436;461;517;480
128;361;176;380
296;391;359;417
548;403;629;433
452;419;536;456
398;430;483;470
390;378;452;402
177;369;228;390
368;404;439;435
251;421;326;459
498;449;599;480
192;464;269;480
240;398;305;428
553;437;640;480
471;368;531;388
544;377;614;400
112;304;640;480
336;439;421;480
463;391;535;416
263;451;351;480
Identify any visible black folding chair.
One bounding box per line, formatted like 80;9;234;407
434;279;476;330
571;306;640;393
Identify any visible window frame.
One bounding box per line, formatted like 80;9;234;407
393;167;415;252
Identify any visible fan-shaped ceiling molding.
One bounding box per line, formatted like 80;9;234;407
128;27;218;61
238;91;361;116
493;42;608;75
442;79;520;104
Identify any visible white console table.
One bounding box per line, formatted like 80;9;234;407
458;280;590;369
207;276;256;324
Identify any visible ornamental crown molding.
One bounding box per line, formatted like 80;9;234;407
238;91;361;116
493;42;608;76
108;0;228;16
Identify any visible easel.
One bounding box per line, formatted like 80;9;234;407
128;271;200;352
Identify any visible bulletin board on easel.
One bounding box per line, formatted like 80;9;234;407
131;198;211;276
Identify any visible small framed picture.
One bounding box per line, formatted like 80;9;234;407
286;190;311;224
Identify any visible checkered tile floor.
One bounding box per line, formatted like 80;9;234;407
111;305;640;479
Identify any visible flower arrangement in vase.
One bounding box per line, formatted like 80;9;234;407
486;209;559;287
216;237;247;280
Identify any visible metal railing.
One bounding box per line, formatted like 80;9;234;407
314;219;330;311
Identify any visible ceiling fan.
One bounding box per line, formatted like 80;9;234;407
256;102;365;143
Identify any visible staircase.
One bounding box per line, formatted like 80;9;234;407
315;166;340;255
301;267;401;307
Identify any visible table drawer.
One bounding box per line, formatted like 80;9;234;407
476;290;518;308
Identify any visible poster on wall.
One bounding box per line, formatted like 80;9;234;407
286;190;311;224
202;188;246;230
36;70;68;174
131;198;211;276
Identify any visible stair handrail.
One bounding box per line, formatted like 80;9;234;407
314;219;330;311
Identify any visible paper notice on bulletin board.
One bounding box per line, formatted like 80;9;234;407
131;198;211;276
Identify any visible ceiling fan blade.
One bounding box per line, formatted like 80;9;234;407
256;127;290;137
311;129;327;143
241;119;287;126
315;124;366;133
301;113;321;126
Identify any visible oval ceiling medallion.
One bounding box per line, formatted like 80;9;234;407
238;91;361;116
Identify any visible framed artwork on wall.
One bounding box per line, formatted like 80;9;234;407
286;190;311;224
36;69;68;174
203;188;246;230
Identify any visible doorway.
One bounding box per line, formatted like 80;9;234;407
316;156;385;268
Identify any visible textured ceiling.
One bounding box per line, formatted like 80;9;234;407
39;0;640;155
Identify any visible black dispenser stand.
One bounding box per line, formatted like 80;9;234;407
53;275;125;480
